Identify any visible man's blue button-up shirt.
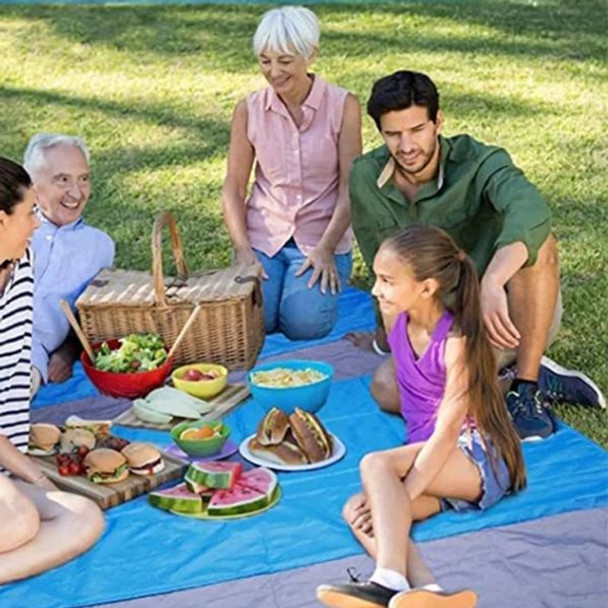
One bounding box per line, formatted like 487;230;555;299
31;215;115;381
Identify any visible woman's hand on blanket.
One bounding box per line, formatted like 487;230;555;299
295;244;340;295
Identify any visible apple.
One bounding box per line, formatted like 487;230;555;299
183;368;205;382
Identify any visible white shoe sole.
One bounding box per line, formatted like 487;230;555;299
541;356;606;409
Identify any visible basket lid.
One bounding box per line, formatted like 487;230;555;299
77;266;260;308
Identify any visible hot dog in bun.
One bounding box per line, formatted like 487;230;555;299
289;408;333;463
255;407;290;446
247;433;308;466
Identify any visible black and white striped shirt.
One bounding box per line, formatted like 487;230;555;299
0;249;33;453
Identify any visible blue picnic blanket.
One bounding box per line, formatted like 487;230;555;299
3;373;607;608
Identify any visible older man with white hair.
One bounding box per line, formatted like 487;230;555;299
24;134;114;393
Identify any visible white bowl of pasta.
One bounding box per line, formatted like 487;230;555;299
247;359;334;415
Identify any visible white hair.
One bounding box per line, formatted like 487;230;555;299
253;6;320;59
23;133;90;177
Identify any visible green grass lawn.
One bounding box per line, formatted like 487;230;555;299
1;1;606;445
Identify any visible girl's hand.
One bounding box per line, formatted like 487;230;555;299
352;508;374;536
344;492;373;534
295;244;340;295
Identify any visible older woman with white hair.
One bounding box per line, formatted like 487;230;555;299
222;5;361;340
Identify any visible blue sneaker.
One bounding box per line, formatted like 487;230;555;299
506;383;555;441
539;356;606;409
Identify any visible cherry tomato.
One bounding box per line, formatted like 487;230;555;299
68;461;81;475
76;445;89;458
58;465;70;476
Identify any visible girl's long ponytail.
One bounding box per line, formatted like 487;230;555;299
453;252;526;492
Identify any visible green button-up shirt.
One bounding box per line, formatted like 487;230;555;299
350;134;551;277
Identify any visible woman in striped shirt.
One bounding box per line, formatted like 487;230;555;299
0;157;104;583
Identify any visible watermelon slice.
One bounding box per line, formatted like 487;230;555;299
148;483;203;513
237;467;277;495
186;461;242;489
184;475;214;499
207;484;269;516
206;467;278;517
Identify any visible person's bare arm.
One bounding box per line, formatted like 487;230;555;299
47;334;80;384
0;435;57;490
402;337;469;501
221;100;263;273
295;94;362;294
480;241;528;349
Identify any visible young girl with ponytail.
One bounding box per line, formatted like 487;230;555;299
317;224;526;608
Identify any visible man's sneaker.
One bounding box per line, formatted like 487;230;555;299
539;356;606;409
389;588;478;608
317;572;397;608
506;383;555;441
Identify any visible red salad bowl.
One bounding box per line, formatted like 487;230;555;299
81;339;172;399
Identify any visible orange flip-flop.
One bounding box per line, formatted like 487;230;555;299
388;588;478;608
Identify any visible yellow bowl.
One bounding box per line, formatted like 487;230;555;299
172;363;228;399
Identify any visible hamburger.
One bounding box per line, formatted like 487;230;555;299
65;415;112;436
255;407;290;446
28;423;62;456
289;408;333;463
60;428;96;453
121;442;164;476
83;448;129;484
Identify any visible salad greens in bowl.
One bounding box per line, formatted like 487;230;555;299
82;333;172;399
94;333;168;373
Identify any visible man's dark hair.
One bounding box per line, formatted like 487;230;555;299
367;70;440;130
0;157;32;215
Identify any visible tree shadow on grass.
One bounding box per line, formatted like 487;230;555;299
0;85;230;166
1;2;605;73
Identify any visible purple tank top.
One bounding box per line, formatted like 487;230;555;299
387;309;454;443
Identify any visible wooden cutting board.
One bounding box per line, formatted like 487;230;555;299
33;449;186;510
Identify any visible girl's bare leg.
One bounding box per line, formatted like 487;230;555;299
0;479;105;583
359;443;482;579
344;489;439;587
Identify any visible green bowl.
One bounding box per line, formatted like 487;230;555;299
170;420;231;457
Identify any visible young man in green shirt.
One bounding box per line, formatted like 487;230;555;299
349;70;604;442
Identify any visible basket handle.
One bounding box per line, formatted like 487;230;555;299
151;212;189;307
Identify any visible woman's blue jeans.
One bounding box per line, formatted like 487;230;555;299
254;241;352;340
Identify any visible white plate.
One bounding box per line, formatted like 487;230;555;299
239;433;346;471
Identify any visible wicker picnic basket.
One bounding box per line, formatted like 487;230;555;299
76;212;264;370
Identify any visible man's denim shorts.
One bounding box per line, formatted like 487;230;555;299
441;430;511;512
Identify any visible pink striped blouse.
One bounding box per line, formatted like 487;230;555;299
245;75;353;257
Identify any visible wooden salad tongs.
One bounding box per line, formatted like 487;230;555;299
60;299;97;364
166;304;202;362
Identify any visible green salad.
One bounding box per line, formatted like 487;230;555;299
94;333;168;373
